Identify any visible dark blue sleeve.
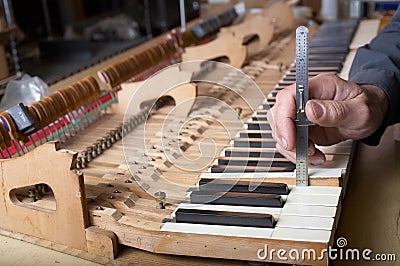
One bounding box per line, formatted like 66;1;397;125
349;8;400;145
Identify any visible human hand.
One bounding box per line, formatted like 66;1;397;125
268;73;388;165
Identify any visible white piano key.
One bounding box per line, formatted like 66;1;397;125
276;215;334;230
281;205;337;218
311;154;349;170
339;50;356;80
219;148;226;156
316;142;353;154
307;168;342;178
199;171;294;179
161;222;274;239
325;154;348;162
290;186;341;196
174;203;282;220
342;140;354;146
331;140;353;147
317;145;352;155
271;227;331;243
203;168;342;180
285;194;339;207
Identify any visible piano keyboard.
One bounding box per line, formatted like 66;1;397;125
164;184;341;243
159;19;359;262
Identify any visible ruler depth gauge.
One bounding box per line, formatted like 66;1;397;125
295;26;313;187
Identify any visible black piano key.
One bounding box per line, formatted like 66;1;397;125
309;53;347;61
284;73;319;79
217;157;294;168
252;116;268;121
309;59;344;65
190;190;284;208
256;111;268;115
199;178;289;195
263;102;274;109
282;77;296;82
262;100;275;107
239;131;272;138
309;41;350;48
306;62;343;68
225;148;285;158
309;47;349;54
211;165;295;173
289;67;339;73
175;208;276;228
278;81;293;87
234;139;276;148
247;122;271;130
292;60;343;66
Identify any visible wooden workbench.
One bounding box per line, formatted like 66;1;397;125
335;125;400;266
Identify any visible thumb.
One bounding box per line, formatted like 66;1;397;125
305;99;356;127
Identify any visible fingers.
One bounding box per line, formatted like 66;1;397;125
308;140;316;156
308;139;326;165
270;74;342;150
270;74;343;166
308;73;338;100
305;97;365;127
269;83;297;151
309;148;326;165
276;140;326;165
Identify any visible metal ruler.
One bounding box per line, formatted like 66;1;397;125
295;26;312;186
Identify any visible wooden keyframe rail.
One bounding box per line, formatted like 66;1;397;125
0;142;89;251
182;32;247;68
220;13;274;55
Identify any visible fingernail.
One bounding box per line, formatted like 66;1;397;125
310;102;324;119
280;137;288;150
311;157;325;165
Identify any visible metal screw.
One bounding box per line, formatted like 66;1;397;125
234;107;243;119
28;188;38;202
154;191;166;209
